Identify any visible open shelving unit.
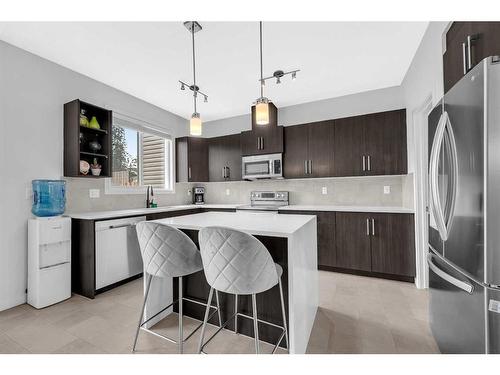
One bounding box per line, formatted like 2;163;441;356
64;99;112;178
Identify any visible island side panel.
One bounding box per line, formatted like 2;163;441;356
172;229;290;349
288;217;318;354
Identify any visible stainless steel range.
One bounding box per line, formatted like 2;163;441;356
237;191;289;212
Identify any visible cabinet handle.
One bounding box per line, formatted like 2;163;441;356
367;155;371;171
257;137;260;150
222;167;225;179
261;137;264;150
371;218;375;236
309;160;313;175
304;160;308;174
362;155;366;171
188;167;192;180
226;166;230;179
462;42;467;75
366;218;370;236
467;35;472;70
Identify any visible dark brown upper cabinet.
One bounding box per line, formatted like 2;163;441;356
208;134;241;182
64;99;112;178
241;103;283;156
333;109;407;177
175;137;208;182
283;120;334;179
443;22;500;93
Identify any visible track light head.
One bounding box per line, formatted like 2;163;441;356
181;83;185;90
276;77;281;84
292;72;297;80
204;95;208;103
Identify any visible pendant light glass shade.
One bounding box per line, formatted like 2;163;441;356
190;113;202;136
255;98;270;125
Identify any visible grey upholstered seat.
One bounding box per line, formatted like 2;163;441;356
197;226;289;354
133;222;220;354
198;226;279;295
136;221;203;278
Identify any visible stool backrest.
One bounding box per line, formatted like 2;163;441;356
198;226;278;295
136;221;202;278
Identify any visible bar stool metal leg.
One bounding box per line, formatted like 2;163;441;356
215;290;222;327
132;274;153;352
251;294;260;354
278;277;289;352
234;294;238;334
198;287;214;354
178;276;183;354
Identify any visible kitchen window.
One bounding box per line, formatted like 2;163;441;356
105;114;173;194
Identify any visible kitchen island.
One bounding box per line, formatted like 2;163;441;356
146;211;318;354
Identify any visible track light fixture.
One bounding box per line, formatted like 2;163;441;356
253;22;300;125
178;21;209;136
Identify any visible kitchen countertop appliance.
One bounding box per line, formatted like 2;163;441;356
237;191;289;212
427;56;500;354
242;153;282;180
192;187;205;205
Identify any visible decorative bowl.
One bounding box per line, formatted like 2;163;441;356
80;160;90;175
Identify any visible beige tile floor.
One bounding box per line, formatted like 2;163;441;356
0;271;439;354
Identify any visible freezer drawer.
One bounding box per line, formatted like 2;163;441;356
95;216;145;290
428;251;485;353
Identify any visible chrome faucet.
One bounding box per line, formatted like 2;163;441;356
146;186;153;208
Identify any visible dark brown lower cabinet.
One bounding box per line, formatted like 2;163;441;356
279;210;415;281
335;212;372;272
280;210;336;268
370;213;415;277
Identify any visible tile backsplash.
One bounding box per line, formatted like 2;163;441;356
65;174;414;213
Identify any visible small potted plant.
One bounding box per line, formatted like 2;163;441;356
90;158;102;176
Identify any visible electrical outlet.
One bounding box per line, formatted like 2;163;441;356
89;189;100;199
225;189;231;196
321;187;328;195
187;189;191;195
384;186;391;195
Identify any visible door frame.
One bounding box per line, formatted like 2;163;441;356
413;95;434;289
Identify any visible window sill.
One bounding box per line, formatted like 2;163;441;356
104;178;174;195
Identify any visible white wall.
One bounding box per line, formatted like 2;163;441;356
0;40;189;311
401;21;450;288
402;22;449;173
202;86;405;137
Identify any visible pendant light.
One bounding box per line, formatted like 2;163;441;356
254;22;300;125
255;21;270;126
179;21;209;136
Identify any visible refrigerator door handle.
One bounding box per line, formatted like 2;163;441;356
444;114;459;236
427;253;474;294
429;111;449;240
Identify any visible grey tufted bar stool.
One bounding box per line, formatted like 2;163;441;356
197;226;289;354
133;222;222;354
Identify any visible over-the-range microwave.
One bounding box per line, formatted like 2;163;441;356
242;153;283;180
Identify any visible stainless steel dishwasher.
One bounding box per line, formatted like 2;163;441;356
95;216;145;290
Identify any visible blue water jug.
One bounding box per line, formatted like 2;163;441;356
32;180;66;217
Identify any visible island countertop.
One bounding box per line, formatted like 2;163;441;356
152;211;316;238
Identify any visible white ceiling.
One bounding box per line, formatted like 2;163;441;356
0;22;428;121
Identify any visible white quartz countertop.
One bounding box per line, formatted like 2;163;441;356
278;205;414;214
66;203;412;220
152;211;316;237
66;204;243;220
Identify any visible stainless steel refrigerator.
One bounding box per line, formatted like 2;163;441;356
428;56;500;354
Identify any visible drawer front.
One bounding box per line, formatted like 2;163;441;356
39;241;71;269
38;263;71;307
39;219;71;244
